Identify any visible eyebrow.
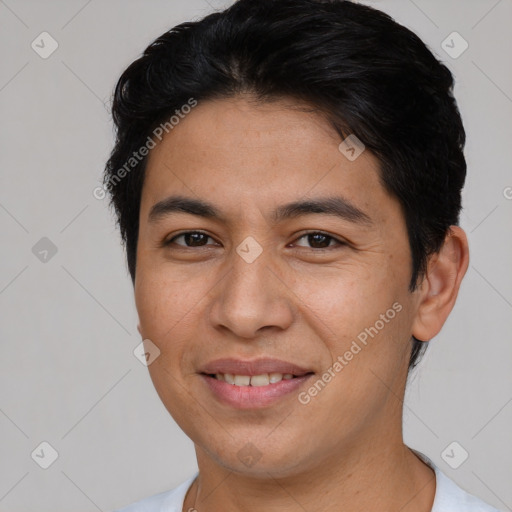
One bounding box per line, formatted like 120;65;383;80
148;194;372;226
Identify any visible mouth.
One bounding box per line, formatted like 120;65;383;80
198;358;315;408
203;371;313;387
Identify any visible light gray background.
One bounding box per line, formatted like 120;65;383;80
0;0;511;510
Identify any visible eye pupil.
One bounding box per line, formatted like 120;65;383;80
186;232;207;246
309;233;330;248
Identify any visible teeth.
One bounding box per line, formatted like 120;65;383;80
213;372;297;386
250;374;270;387
234;375;251;386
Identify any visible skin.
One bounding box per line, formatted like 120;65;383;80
134;95;469;512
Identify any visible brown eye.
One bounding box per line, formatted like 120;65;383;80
293;232;345;250
166;231;215;247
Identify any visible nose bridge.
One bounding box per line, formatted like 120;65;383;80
209;237;293;338
231;254;268;303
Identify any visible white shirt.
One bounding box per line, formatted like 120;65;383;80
113;450;501;512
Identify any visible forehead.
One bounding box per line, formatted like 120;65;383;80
148;96;343;165
141;96;396;226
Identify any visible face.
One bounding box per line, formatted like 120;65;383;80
135;96;421;476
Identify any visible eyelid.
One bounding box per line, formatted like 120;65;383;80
163;230;217;247
292;230;347;249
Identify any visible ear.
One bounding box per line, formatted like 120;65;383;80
412;226;469;342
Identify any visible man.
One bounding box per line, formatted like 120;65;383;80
105;0;500;510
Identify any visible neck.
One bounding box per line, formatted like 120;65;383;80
183;437;436;512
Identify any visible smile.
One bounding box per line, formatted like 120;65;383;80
211;372;296;386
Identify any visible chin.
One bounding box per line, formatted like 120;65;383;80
199;436;310;478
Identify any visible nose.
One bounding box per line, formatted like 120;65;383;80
209;246;294;340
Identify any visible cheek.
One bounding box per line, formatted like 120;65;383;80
290;259;403;335
134;264;206;349
288;258;412;401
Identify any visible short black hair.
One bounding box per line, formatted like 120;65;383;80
104;0;467;372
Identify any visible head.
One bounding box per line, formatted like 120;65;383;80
104;0;468;476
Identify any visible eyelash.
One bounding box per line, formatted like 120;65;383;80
163;230;346;251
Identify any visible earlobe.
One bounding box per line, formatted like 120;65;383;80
412;226;469;342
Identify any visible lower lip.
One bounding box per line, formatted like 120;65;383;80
201;374;313;408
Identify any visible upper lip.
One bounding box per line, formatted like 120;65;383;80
199;358;313;377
